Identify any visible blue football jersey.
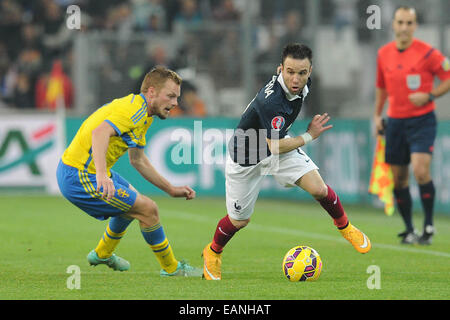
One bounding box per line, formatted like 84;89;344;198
229;74;311;166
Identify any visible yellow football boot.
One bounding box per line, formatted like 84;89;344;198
201;242;222;280
339;223;371;254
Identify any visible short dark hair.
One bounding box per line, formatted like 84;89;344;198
281;43;312;65
393;6;417;21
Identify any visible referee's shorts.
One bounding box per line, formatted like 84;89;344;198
385;111;437;165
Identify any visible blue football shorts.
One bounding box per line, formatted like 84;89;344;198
56;160;138;220
385;111;437;165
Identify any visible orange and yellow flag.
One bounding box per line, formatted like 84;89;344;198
369;135;394;216
45;60;65;109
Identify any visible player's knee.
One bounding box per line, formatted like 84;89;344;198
230;217;250;230
145;198;159;217
412;166;430;185
129;195;160;226
139;198;159;226
392;170;409;188
414;171;431;185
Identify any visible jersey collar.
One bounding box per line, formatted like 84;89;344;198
277;73;307;101
139;93;148;106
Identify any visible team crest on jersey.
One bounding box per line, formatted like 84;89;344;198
271;116;285;131
406;74;421;90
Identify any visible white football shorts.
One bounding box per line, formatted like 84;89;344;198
225;146;318;221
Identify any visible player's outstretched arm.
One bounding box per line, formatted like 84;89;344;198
128;147;195;200
266;113;332;155
306;113;333;139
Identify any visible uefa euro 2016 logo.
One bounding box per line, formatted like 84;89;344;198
271;116;285;131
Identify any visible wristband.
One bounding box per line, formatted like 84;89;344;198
300;132;313;145
428;93;435;102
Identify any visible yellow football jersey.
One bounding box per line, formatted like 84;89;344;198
62;93;153;175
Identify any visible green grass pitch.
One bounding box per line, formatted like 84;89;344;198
1;194;449;300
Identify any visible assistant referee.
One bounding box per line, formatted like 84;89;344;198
374;6;450;245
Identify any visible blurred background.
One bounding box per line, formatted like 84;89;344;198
1;0;449;117
1;0;449;213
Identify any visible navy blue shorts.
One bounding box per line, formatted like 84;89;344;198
385;111;437;165
56;160;138;220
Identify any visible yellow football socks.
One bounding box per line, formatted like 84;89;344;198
141;223;178;273
95;224;126;259
149;238;178;273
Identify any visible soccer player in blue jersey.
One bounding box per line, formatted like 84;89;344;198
56;66;201;276
202;43;372;280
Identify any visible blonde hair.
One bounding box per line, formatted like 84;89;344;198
140;66;182;93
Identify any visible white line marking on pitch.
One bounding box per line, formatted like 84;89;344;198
164;210;450;258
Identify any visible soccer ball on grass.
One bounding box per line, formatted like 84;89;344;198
282;245;322;282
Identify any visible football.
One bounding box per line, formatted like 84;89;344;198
282;245;322;282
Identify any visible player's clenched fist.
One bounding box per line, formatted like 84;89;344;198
307;113;333;140
170;185;196;200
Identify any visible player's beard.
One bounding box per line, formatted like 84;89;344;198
157;105;171;119
149;101;171;119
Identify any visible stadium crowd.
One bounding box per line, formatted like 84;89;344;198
0;0;445;114
1;0;242;112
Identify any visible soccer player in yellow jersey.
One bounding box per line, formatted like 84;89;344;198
56;66;201;276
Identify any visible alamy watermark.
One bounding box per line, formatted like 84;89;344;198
366;265;381;289
66;265;81;290
366;5;381;30
66;5;81;30
168;121;282;174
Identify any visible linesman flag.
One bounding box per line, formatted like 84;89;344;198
369;135;394;216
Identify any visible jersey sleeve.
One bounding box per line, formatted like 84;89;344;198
376;53;386;89
105;100;146;136
105;114;134;136
428;49;450;81
104;98;149;148
256;101;288;140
